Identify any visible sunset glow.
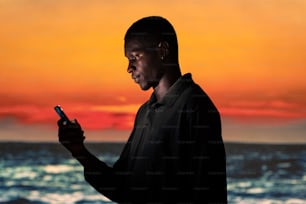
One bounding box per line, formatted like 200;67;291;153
1;0;306;143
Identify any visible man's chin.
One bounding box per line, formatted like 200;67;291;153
139;83;151;91
139;86;151;91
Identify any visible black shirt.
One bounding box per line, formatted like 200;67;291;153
84;73;227;204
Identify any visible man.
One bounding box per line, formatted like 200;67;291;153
57;16;227;203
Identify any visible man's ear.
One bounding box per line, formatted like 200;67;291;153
158;41;169;60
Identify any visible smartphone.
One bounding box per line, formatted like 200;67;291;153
54;105;70;123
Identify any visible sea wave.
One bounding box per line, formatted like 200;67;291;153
1;142;305;204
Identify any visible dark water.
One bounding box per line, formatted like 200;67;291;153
1;142;305;204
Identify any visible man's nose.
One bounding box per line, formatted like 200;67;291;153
127;62;135;73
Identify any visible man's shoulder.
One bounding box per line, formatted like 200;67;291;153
180;73;207;94
180;79;209;101
135;100;150;115
180;78;218;110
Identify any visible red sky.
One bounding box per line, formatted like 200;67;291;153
1;0;306;143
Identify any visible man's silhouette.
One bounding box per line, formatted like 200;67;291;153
57;16;227;204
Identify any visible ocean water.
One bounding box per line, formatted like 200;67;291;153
1;142;306;204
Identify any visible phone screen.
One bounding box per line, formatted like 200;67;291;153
54;105;70;122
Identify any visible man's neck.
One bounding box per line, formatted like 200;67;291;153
153;69;181;102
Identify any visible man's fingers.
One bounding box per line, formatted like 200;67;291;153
58;118;81;128
57;119;66;126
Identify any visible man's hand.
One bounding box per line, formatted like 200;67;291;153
57;118;86;156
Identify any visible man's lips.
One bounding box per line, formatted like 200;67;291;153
132;75;140;83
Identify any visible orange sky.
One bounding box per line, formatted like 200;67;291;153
0;0;306;143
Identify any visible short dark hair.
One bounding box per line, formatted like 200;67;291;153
124;16;178;58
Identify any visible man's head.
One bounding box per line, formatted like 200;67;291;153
124;16;179;90
124;16;178;61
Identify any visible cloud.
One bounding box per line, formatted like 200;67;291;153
1;97;306;130
0;104;138;130
222;118;306;144
0;120;131;142
218;98;306;124
1;102;306;143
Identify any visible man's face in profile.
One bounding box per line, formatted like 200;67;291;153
124;39;164;91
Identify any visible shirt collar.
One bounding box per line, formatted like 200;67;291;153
148;73;193;108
